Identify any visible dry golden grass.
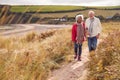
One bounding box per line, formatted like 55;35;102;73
88;22;120;80
0;28;73;80
0;22;120;80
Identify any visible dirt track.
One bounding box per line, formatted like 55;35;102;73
0;24;71;37
48;47;89;80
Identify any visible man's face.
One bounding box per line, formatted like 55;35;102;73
89;13;94;18
77;17;82;23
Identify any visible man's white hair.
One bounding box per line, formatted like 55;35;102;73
88;10;95;15
75;15;84;21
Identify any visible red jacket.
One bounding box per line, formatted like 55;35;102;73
72;22;86;42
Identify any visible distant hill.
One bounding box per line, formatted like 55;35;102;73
0;5;120;25
9;5;120;13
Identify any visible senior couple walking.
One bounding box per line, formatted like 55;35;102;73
72;10;102;61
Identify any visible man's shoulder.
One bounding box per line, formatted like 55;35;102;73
86;18;90;21
94;17;100;21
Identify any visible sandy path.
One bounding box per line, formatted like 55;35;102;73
48;46;89;80
48;39;102;80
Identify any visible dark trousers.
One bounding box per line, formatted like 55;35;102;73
74;42;82;56
88;36;97;52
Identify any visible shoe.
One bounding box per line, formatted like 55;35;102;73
78;56;81;61
74;54;77;59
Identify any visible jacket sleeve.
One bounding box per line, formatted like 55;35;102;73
72;24;76;42
82;22;87;41
98;19;102;34
85;19;88;30
83;22;86;37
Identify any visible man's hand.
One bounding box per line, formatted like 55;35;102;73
96;33;100;39
87;32;90;35
86;30;90;37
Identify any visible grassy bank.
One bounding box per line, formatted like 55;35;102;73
38;9;120;18
88;22;120;80
0;28;74;80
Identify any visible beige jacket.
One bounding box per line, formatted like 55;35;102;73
85;17;102;37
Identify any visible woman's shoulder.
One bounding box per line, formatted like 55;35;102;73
72;23;77;26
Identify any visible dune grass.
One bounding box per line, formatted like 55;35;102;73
0;28;74;80
0;22;120;80
88;22;120;80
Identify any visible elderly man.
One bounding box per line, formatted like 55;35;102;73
72;15;86;61
85;10;102;52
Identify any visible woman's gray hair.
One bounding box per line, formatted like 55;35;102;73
75;15;84;22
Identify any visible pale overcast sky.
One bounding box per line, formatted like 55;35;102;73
0;0;120;6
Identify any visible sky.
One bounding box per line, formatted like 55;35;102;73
0;0;120;6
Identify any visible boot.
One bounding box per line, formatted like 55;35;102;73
78;56;81;61
74;53;77;59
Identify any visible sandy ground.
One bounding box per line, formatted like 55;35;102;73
0;24;71;37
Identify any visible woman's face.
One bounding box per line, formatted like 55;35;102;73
77;17;82;23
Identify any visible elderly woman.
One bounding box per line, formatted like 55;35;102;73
72;15;86;61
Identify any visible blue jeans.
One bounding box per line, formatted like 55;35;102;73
74;42;82;56
88;36;97;52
